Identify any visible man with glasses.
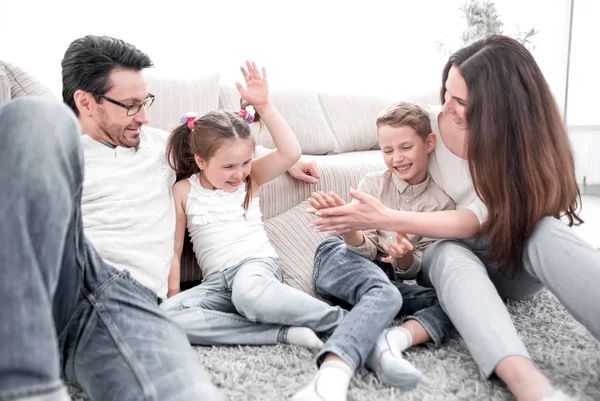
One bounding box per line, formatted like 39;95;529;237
62;35;320;302
0;49;223;401
0;35;321;401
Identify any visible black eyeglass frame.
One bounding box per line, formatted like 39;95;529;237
95;93;156;116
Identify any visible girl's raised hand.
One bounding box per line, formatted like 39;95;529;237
236;61;269;108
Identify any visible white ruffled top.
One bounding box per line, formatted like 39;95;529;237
186;174;278;280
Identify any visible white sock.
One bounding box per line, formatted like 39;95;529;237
539;391;577;401
292;360;353;401
365;327;422;390
386;327;412;354
285;327;324;349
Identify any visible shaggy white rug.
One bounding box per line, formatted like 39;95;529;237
68;289;599;401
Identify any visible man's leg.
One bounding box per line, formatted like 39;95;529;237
0;97;222;401
61;246;223;401
0;98;80;401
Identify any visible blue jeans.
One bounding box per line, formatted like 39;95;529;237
0;98;222;401
313;236;454;372
161;257;347;345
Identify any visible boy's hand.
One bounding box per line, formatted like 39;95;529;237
381;233;414;263
236;60;269;108
307;191;347;213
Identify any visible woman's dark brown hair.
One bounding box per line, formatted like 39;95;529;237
440;35;583;273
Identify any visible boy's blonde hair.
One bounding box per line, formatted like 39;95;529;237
376;101;432;141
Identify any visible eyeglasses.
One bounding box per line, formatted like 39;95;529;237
95;93;156;116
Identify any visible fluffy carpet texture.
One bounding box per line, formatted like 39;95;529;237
69;289;599;401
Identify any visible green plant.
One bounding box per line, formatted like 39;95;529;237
437;0;538;55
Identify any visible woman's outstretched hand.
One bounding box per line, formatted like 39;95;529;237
309;187;388;235
236;60;269;108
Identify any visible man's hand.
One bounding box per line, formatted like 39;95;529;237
288;157;320;184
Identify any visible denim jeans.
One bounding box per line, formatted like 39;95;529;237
313;236;454;372
0;98;222;401
419;227;600;377
161;257;347;345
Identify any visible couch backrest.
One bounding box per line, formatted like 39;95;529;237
0;61;56;104
145;73;221;134
146;76;440;156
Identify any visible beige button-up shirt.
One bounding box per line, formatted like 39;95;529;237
346;170;455;280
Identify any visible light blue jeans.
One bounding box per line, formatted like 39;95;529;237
313;236;455;372
160;257;347;345
418;222;600;377
0;98;222;401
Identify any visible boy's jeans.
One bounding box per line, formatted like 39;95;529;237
313;236;454;372
161;257;346;345
0;98;222;401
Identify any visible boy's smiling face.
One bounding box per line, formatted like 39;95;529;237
378;124;436;186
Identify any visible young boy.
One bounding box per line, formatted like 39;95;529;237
294;102;455;401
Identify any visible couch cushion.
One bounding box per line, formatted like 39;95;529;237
0;61;55;99
320;91;442;153
219;85;337;155
264;200;327;297
0;63;10;104
319;93;392;153
145;73;220;133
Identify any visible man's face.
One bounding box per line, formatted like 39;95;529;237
93;69;150;148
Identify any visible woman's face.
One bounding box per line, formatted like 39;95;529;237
441;65;469;131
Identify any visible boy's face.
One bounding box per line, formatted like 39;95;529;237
378;124;436;186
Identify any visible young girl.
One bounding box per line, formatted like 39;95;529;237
159;61;347;349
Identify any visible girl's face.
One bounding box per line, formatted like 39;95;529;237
441;65;469;131
195;139;254;192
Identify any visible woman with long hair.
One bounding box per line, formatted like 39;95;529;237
310;35;599;401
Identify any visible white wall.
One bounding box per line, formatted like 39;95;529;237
2;0;593;181
0;0;572;101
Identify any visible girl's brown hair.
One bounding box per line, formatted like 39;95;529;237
441;35;583;273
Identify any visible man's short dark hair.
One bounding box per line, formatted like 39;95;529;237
62;35;153;115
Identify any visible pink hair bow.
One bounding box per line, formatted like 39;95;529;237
180;111;198;130
236;109;254;124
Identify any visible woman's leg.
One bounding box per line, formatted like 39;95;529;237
419;239;557;401
524;217;600;338
490;217;600;401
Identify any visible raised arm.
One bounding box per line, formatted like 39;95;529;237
235;61;301;187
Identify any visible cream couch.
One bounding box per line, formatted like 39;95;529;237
0;62;438;296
